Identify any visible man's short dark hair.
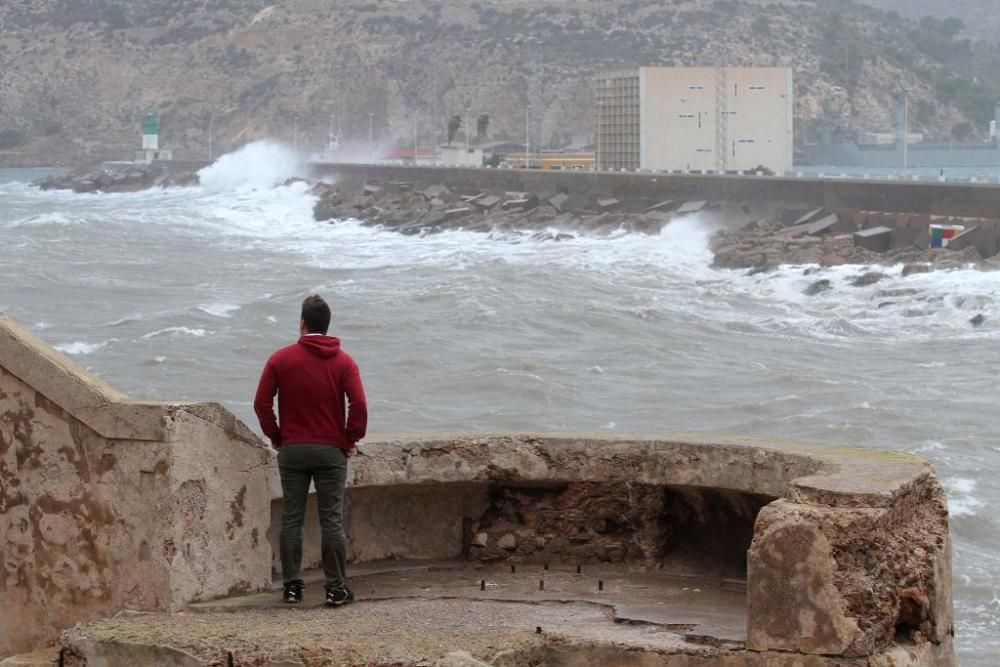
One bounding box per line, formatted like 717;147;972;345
301;294;331;334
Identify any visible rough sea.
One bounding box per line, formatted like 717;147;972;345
1;143;998;663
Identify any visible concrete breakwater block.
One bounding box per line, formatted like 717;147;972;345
548;192;571;212
675;200;708;215
420;184;450;200
806;214;851;236
503;195;538;211
473;195;501;210
592;197;621;211
853;226;894;253
645;199;678;213
790;207;826;226
443;207;474;221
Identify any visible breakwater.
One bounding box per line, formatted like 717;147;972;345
310;163;1000;219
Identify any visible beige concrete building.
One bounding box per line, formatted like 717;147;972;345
595;67;793;173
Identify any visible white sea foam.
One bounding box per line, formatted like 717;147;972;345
945;477;985;518
198;303;241;318
140;326;208;340
55;340;109;355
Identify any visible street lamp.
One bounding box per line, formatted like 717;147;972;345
465;99;471;155
368;112;374;162
595;99;603;171
525;104;531;169
207;106;237;162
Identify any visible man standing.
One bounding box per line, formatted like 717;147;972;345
254;294;368;606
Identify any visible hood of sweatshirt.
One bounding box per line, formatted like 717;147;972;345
297;335;342;358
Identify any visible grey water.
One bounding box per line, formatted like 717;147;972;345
1;148;998;663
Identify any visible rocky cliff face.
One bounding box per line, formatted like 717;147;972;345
864;0;1000;40
1;0;999;166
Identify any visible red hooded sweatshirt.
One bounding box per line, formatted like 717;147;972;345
254;335;367;450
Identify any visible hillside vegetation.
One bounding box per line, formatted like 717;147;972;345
863;0;1000;40
2;0;1000;165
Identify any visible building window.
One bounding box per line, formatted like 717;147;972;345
749;85;766;91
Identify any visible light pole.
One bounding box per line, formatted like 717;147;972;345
902;94;909;174
465;100;471;155
293;114;299;153
595;99;602;171
525;104;531;169
413;116;418;164
368;112;374;162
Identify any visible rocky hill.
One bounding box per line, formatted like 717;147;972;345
862;0;1000;40
2;0;1000;166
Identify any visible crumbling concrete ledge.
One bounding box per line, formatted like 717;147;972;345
345;434;954;660
0;309;955;665
0;314;274;658
55;433;954;666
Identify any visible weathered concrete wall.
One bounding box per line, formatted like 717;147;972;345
267;433;954;662
310;163;1000;219
0;316;273;658
0;311;956;664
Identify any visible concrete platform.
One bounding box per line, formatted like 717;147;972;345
197;560;747;643
58;560;754;665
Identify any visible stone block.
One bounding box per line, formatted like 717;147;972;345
473;195;501;210
443;207;474;221
791;207;826;226
854;226;894;253
864;212;885;229
748;489;951;657
676;200;707;215
548;192;570;212
949;224;1000;258
645;199;678;213
502;196;537;211
806;214;848;236
420;184;450;200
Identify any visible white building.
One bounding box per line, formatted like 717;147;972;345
595;67;793;173
438;145;483;167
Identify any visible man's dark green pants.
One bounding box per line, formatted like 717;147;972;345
277;444;348;589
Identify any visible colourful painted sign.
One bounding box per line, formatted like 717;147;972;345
929;224;965;249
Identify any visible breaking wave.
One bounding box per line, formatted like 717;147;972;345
197;140;307;192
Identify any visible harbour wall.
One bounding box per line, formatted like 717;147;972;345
310;163;1000;219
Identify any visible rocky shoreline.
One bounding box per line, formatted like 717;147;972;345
35;165;199;193
31;169;1000;323
311;178;1000;272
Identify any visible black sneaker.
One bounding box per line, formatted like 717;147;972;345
325;584;354;607
283;580;304;604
